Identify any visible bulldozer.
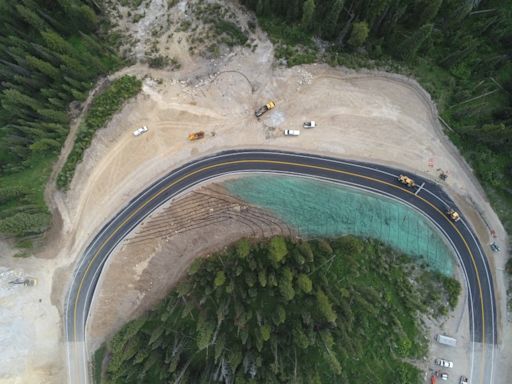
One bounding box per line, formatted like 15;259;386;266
255;100;275;118
446;209;461;222
188;131;205;141
398;174;416;188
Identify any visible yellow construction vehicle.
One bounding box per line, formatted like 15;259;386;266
188;131;205;141
398;174;416;188
446;209;460;222
255;100;275;117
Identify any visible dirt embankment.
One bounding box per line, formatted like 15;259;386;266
87;183;295;349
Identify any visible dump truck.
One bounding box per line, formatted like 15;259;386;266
255;101;275;117
188;131;205;141
436;334;457;347
398;174;415;188
446;209;461;222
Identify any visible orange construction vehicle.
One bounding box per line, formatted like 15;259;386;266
188;131;205;141
255;101;275;118
446;209;461;222
398;174;416;188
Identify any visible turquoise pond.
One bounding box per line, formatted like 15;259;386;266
224;175;454;276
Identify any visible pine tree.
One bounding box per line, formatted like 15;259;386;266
25;55;59;79
415;0;443;26
322;0;344;39
301;0;315;30
396;23;433;61
347;21;369;47
15;4;48;31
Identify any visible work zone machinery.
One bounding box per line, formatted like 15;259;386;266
188;131;205;141
398;174;416;188
446;209;461;222
255;101;275;118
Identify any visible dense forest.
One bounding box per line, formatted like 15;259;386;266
99;236;460;384
0;0;121;241
241;0;512;236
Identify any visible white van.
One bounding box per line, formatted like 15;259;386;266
284;129;300;136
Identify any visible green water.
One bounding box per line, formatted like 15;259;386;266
224;175;454;275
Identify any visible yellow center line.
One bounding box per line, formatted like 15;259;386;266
71;158;488;383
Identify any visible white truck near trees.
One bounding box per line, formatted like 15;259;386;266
436;334;457;347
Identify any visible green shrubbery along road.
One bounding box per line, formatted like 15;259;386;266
57;75;142;190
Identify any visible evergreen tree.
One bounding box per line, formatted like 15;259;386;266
322;0;344;39
396;23;433;61
301;0;315;29
347;21;369;47
415;0;443;26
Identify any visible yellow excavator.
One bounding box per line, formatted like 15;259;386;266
188;131;205;141
446;209;461;222
255;101;275;118
398;174;416;188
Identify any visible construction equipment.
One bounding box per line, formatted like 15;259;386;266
188;131;205;141
398;174;416;188
446;209;461;222
432;371;449;381
9;277;37;286
255;101;275;118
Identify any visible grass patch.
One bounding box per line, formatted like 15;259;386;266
57;76;142;190
93;343;107;384
215;20;248;46
259;17;313;47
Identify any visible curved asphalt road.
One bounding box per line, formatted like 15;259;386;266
65;150;496;384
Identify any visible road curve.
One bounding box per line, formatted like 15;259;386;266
64;149;496;384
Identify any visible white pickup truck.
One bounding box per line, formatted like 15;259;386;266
133;126;148;137
284;129;300;136
303;121;316;128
